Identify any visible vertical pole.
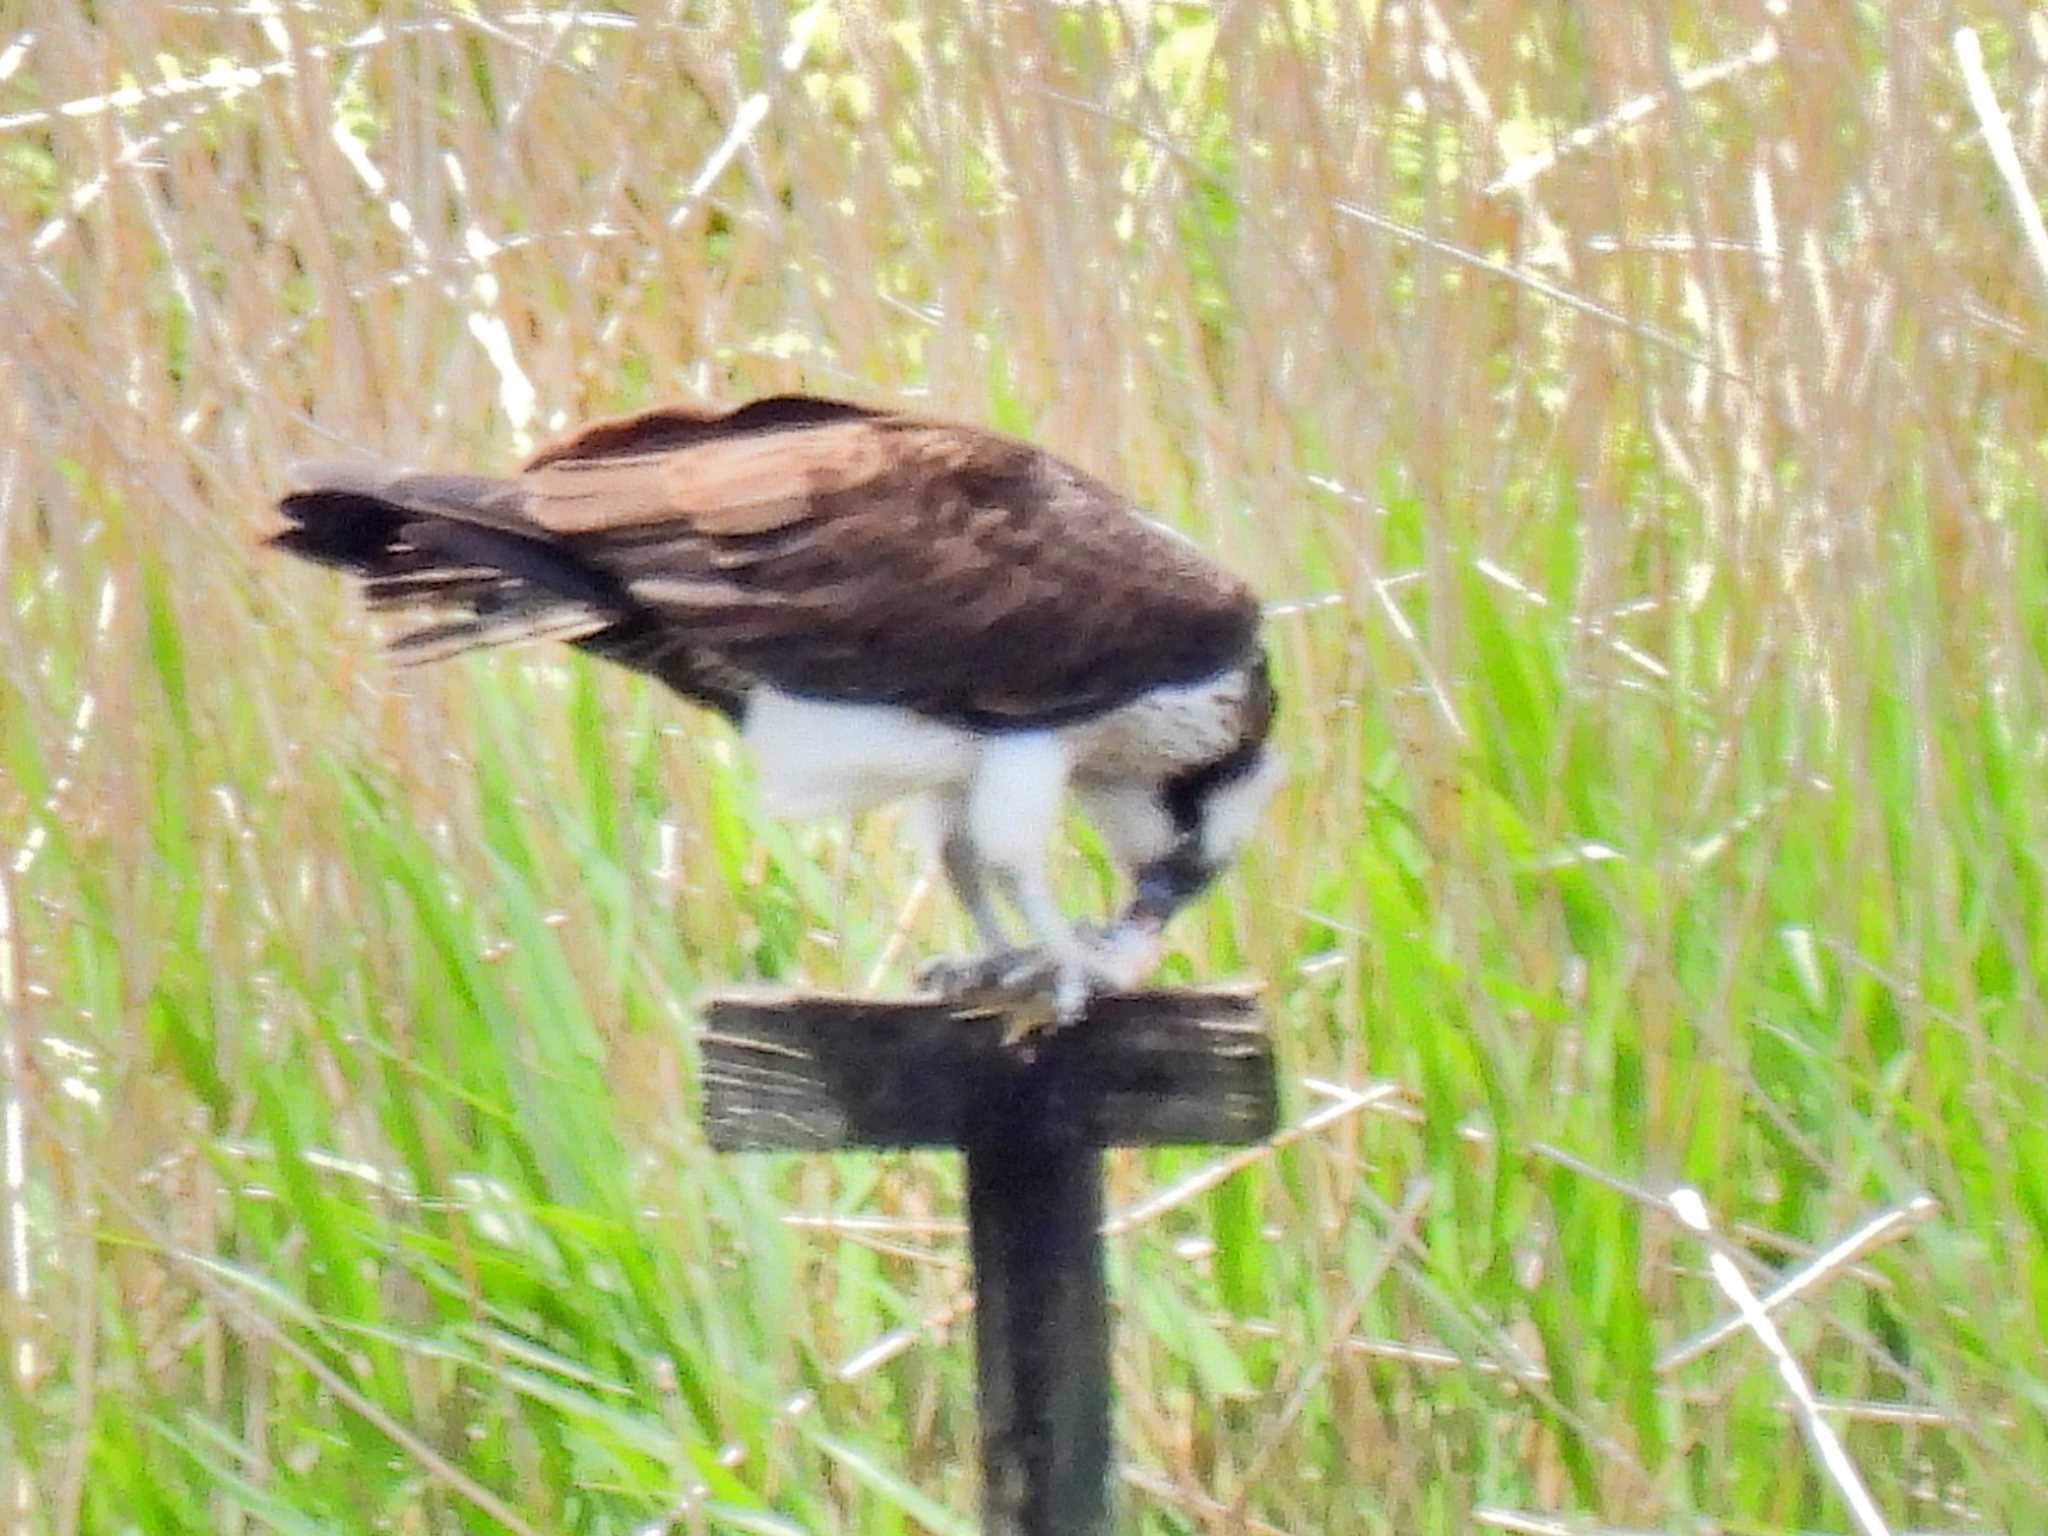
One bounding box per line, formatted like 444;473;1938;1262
964;1075;1110;1536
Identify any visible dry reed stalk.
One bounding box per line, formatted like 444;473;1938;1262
1670;1188;1893;1536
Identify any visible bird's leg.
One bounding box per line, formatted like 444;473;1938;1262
917;739;1167;1034
1000;862;1128;1027
913;827;1049;999
942;825;1010;954
914;737;1093;1030
911;790;1031;994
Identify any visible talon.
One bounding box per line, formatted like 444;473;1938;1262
1051;962;1092;1026
912;953;974;996
997;954;1052;991
915;945;1051;1004
914;922;1162;1042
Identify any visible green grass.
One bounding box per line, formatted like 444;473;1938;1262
5;2;2047;1531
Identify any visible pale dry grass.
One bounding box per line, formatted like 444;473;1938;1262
4;3;2046;1532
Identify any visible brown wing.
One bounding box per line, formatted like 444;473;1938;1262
518;399;1262;726
273;395;1260;729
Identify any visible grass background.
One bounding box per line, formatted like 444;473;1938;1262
5;2;2047;1531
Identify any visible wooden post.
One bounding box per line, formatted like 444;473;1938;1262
964;1054;1110;1535
699;987;1276;1534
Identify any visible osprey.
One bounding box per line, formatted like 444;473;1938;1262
271;395;1280;1022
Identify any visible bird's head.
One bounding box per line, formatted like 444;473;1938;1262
1125;654;1283;932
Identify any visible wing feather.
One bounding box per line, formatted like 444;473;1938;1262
524;420;890;536
276;394;1260;729
517;400;1260;725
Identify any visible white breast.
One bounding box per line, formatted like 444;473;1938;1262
1062;667;1254;779
742;689;982;818
740;667;1258;829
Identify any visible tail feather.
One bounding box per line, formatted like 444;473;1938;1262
272;457;752;717
271;461;629;663
271;492;410;569
360;568;500;610
396;517;623;610
388;606;612;665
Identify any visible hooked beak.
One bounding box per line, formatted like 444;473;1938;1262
1127;842;1215;930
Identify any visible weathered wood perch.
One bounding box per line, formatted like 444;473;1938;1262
699;985;1274;1151
698;985;1277;1536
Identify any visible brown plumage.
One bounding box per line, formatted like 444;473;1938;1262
273;395;1260;730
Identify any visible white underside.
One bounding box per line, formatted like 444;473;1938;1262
743;688;983;820
739;674;1270;991
743;671;1253;820
744;688;1081;885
